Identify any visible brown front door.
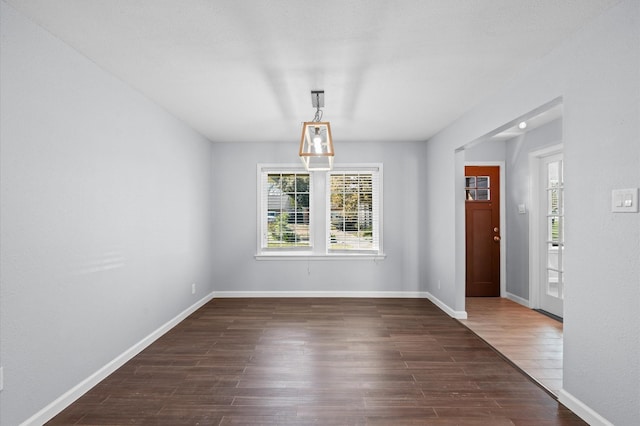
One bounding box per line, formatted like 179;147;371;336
465;166;500;297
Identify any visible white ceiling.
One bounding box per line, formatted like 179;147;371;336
6;0;619;143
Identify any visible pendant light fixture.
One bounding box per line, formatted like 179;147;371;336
299;90;334;171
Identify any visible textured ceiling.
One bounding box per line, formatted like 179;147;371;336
6;0;619;143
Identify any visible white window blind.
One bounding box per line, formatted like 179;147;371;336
327;168;381;253
260;170;311;249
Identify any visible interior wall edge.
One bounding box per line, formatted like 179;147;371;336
425;292;468;319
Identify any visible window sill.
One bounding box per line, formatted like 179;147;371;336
255;253;386;261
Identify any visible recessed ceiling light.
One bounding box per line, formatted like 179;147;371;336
518;121;527;129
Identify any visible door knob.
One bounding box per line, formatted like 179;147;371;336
494;236;501;242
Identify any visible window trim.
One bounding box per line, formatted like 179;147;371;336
255;163;385;260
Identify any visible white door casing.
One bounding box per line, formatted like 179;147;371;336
529;146;564;317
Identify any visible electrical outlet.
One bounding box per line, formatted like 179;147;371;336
191;283;196;294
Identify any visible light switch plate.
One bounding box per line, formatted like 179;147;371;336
611;188;639;213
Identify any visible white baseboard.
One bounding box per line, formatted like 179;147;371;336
425;292;467;319
21;292;216;426
213;291;429;299
558;389;613;426
505;292;530;308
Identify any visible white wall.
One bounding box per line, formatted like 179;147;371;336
421;1;639;424
211;140;424;294
464;139;506;162
0;3;214;424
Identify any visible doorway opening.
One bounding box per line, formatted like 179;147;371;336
458;97;563;305
455;98;564;395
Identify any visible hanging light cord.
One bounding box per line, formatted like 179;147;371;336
313;93;323;122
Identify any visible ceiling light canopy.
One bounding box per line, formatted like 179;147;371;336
299;90;334;171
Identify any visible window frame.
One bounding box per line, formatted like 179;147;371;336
256;163;385;260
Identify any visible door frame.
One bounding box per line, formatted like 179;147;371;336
528;144;563;310
465;161;506;297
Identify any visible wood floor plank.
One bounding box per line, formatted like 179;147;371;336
46;298;584;425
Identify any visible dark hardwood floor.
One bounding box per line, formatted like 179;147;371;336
48;298;585;425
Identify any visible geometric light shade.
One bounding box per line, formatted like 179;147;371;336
299;121;334;171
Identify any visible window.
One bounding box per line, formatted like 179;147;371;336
465;175;490;200
259;169;311;250
257;164;383;258
328;170;381;253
